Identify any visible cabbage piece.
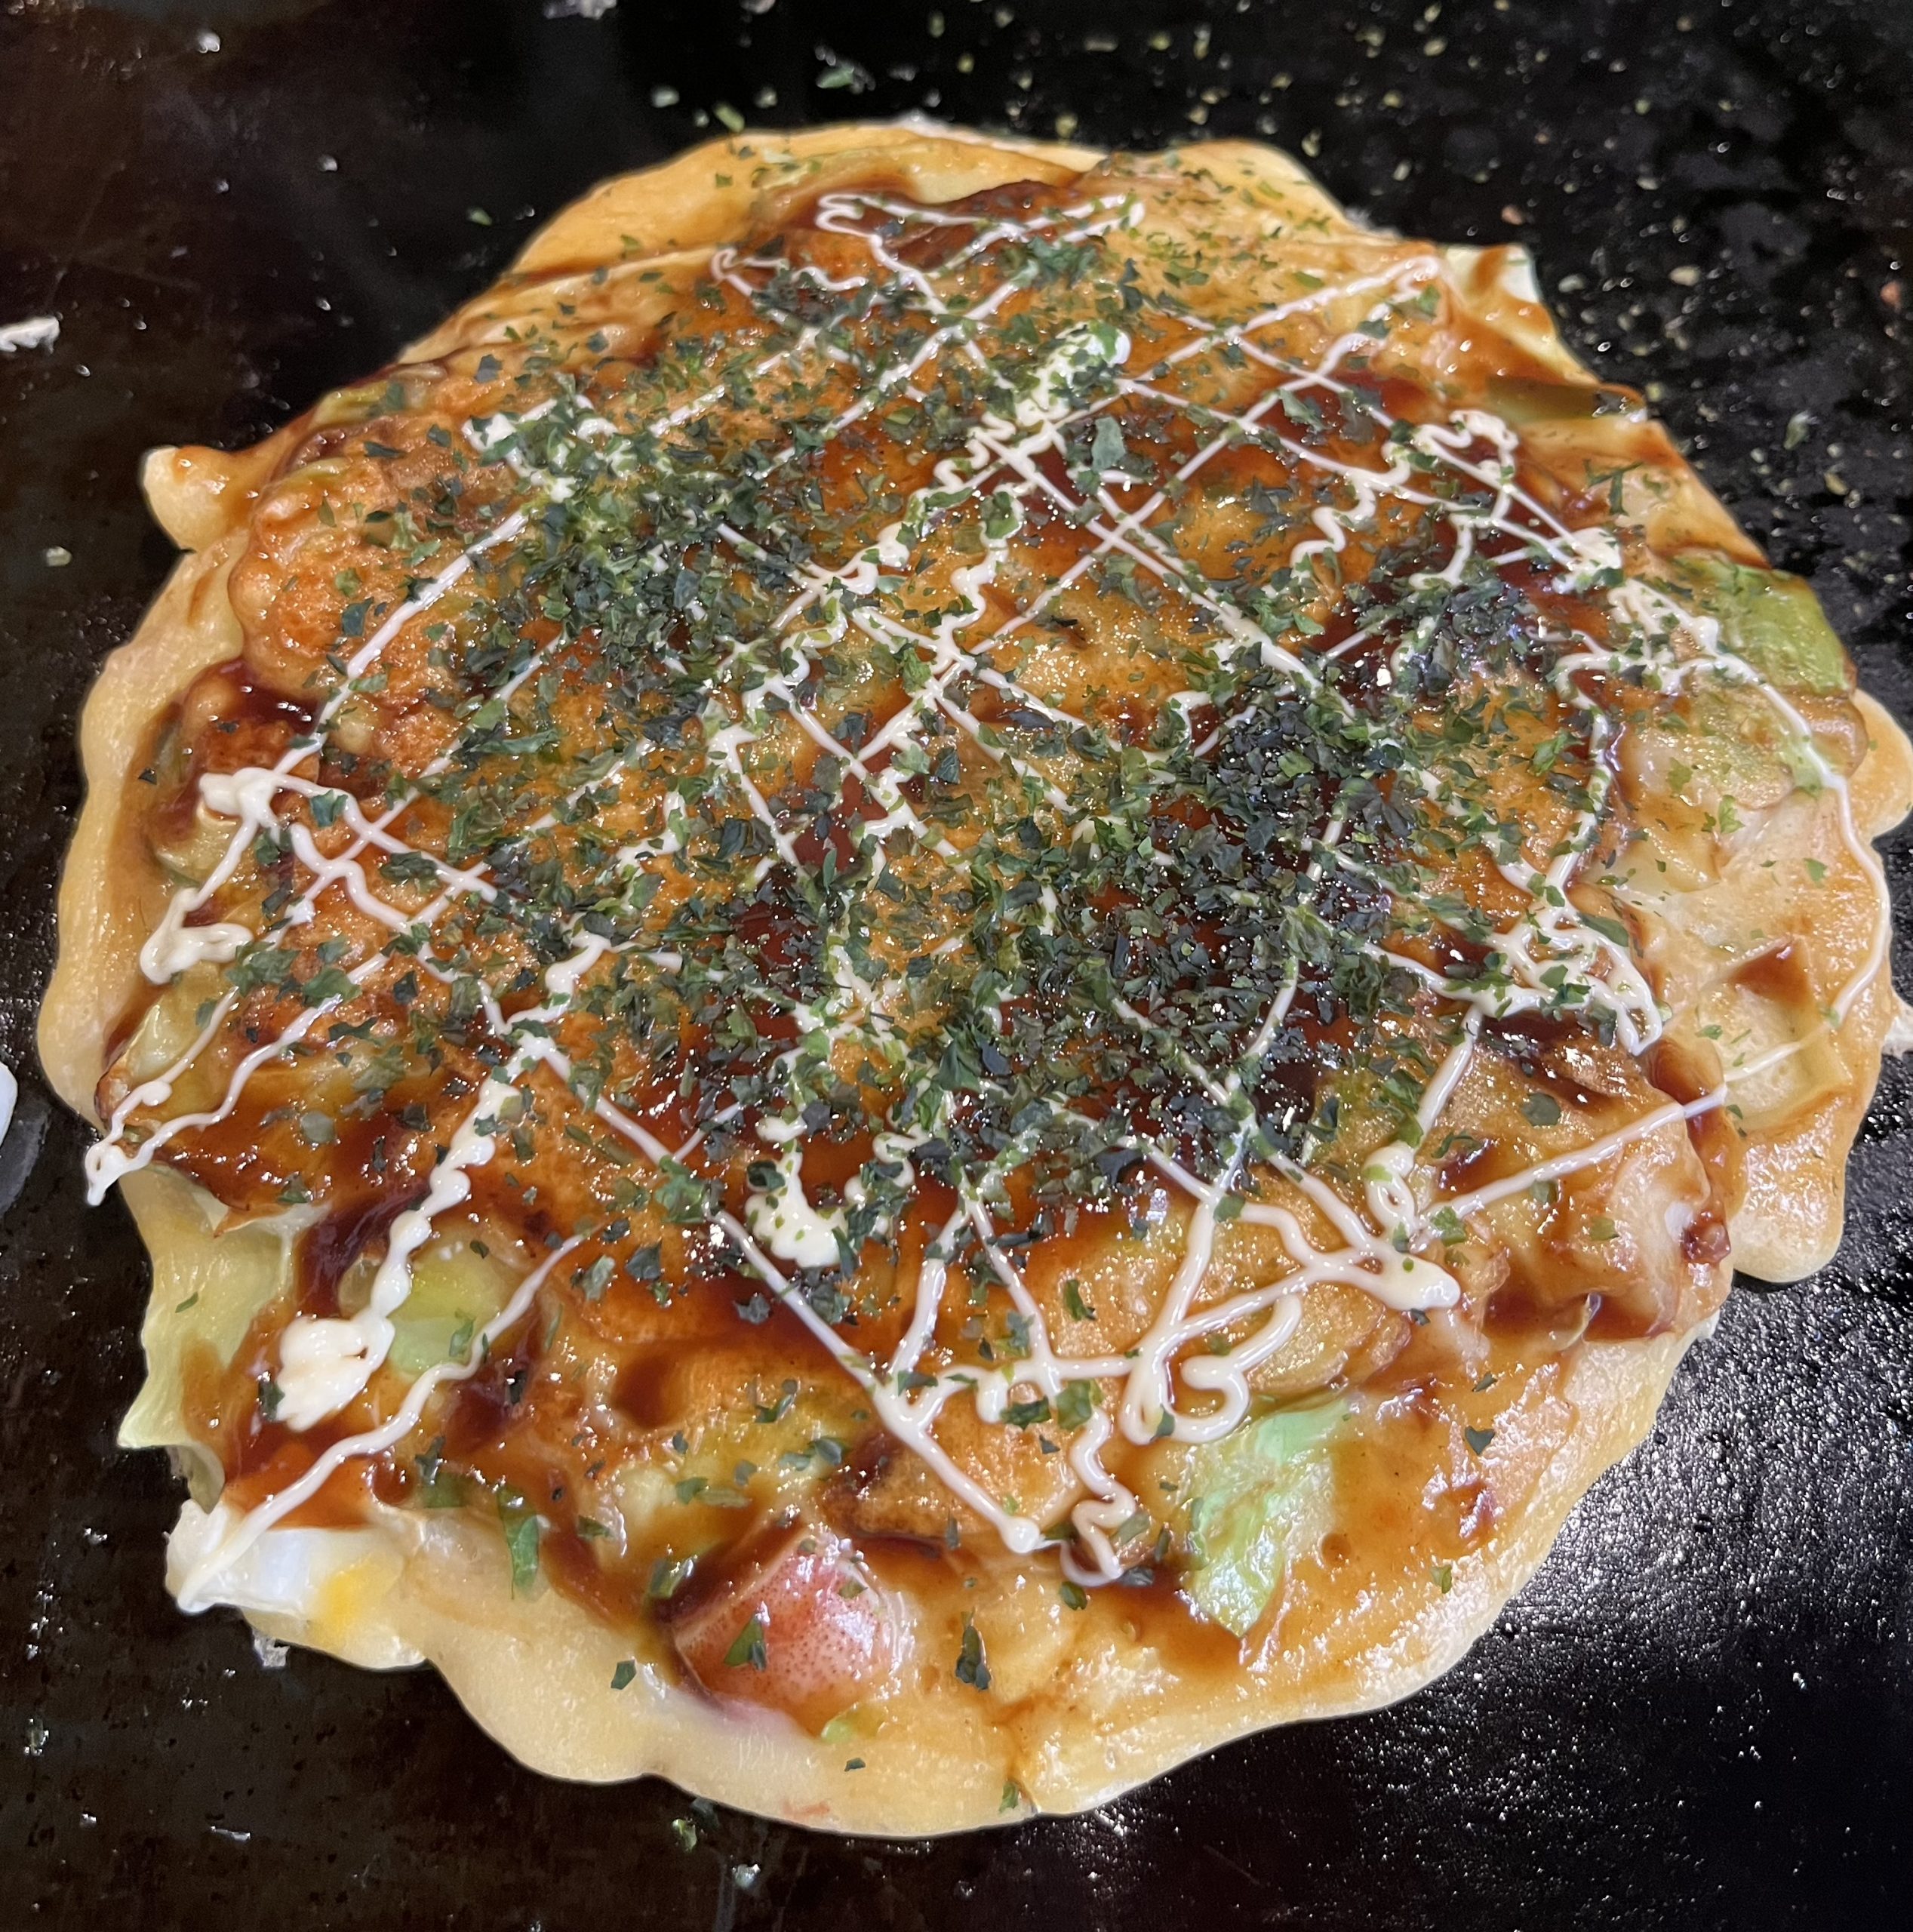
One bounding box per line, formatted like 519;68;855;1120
115;965;229;1110
1677;556;1850;697
1180;1398;1348;1638
1484;376;1623;423
385;1238;515;1377
148;800;236;887
119;1168;303;1500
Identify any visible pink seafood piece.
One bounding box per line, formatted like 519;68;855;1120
667;1520;905;1730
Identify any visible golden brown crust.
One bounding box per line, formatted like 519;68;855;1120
42;122;1911;1830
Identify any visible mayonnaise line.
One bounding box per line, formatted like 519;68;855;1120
99;184;1896;1600
134;509;531;989
174;1238;580;1611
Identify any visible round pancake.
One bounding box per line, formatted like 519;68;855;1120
39;122;1913;1832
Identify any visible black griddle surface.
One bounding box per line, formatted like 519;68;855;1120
4;3;1913;1925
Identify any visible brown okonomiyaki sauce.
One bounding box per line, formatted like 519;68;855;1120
94;141;1875;1740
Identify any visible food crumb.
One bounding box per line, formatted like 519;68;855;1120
44;546;71;568
0;315;59;353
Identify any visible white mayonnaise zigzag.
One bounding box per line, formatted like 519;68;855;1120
91;179;1895;1608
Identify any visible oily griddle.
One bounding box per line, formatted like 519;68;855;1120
2;1;1912;1925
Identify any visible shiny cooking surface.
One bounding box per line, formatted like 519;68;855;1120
2;2;1911;1924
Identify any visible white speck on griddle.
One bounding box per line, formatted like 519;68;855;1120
0;315;59;353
